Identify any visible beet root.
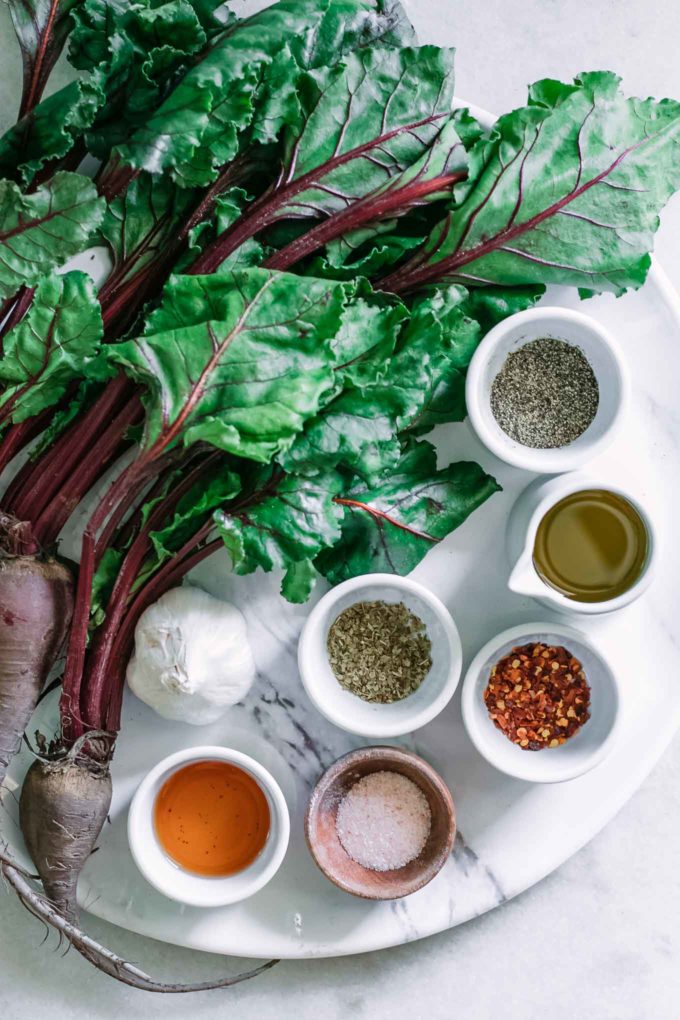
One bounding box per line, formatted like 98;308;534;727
0;554;74;783
20;754;112;922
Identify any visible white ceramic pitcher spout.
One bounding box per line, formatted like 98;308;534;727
507;549;552;601
505;473;657;617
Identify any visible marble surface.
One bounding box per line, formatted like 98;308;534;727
1;0;680;1016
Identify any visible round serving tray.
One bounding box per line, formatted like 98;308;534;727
2;102;679;961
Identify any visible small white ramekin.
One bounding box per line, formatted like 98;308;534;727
298;574;462;738
465;306;630;473
461;622;621;783
128;746;290;907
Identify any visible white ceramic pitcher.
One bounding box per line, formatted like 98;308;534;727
506;473;657;615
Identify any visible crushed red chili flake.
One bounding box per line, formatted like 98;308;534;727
483;642;591;751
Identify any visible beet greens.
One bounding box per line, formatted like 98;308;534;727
190;44;460;274
380;73;680;295
0;174;104;301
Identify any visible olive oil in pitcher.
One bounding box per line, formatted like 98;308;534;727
533;489;649;603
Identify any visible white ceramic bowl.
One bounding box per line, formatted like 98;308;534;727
461;622;621;783
465;307;630;473
128;746;290;907
298;574;462;738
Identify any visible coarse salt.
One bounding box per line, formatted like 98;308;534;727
335;770;431;872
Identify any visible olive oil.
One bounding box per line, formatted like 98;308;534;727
533;489;648;603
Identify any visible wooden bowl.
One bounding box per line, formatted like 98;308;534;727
305;746;456;900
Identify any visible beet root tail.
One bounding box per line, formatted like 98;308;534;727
0;554;74;784
19;754;112;923
0;846;278;991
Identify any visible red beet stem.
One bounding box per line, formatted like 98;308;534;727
17;0;62;119
0;406;57;479
60;457;150;739
265;171;466;271
6;374;137;522
32;393;143;548
0;287;35;346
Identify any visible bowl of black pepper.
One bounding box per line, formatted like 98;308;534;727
461;621;622;783
298;574;463;737
465;306;630;473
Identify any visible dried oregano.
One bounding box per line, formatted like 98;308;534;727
326;600;432;703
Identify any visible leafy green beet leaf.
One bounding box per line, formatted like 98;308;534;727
382;72;680;296
280;383;403;482
116;0;412;187
185;0;230;41
148;469;241;567
267;45;457;222
400;283;544;433
0;77;104;184
0;172;104;301
292;0;415;69
281;286;481;479
114;16;279;185
6;0;80;119
460;284;544;333
315;440;501;583
109;268;357;463
327;283;406;390
68;0;210;70
69;0;215;159
292;109;488;280
98;174;195;295
310;229;425;281
0;271;103;425
0;0;212;182
215;468;344;601
280;558;318;602
178;187;268;275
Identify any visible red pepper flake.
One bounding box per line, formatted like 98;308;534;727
483;643;591;750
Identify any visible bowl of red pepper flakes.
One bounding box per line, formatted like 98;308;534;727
484;643;591;751
461;622;621;783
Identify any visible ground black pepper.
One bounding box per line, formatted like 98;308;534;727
490;337;599;448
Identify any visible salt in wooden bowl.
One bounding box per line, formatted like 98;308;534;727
305;746;456;899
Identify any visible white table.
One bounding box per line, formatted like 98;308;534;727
1;1;679;1016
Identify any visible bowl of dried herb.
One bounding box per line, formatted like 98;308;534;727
298;574;462;737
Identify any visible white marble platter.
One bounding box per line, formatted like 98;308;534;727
1;102;680;960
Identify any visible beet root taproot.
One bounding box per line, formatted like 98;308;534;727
20;754;112;922
0;846;278;991
0;555;74;784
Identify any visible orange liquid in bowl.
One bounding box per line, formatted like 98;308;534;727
154;760;270;876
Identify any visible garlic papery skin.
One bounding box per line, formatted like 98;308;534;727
127;586;256;725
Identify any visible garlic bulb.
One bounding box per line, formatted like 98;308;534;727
127;586;256;725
